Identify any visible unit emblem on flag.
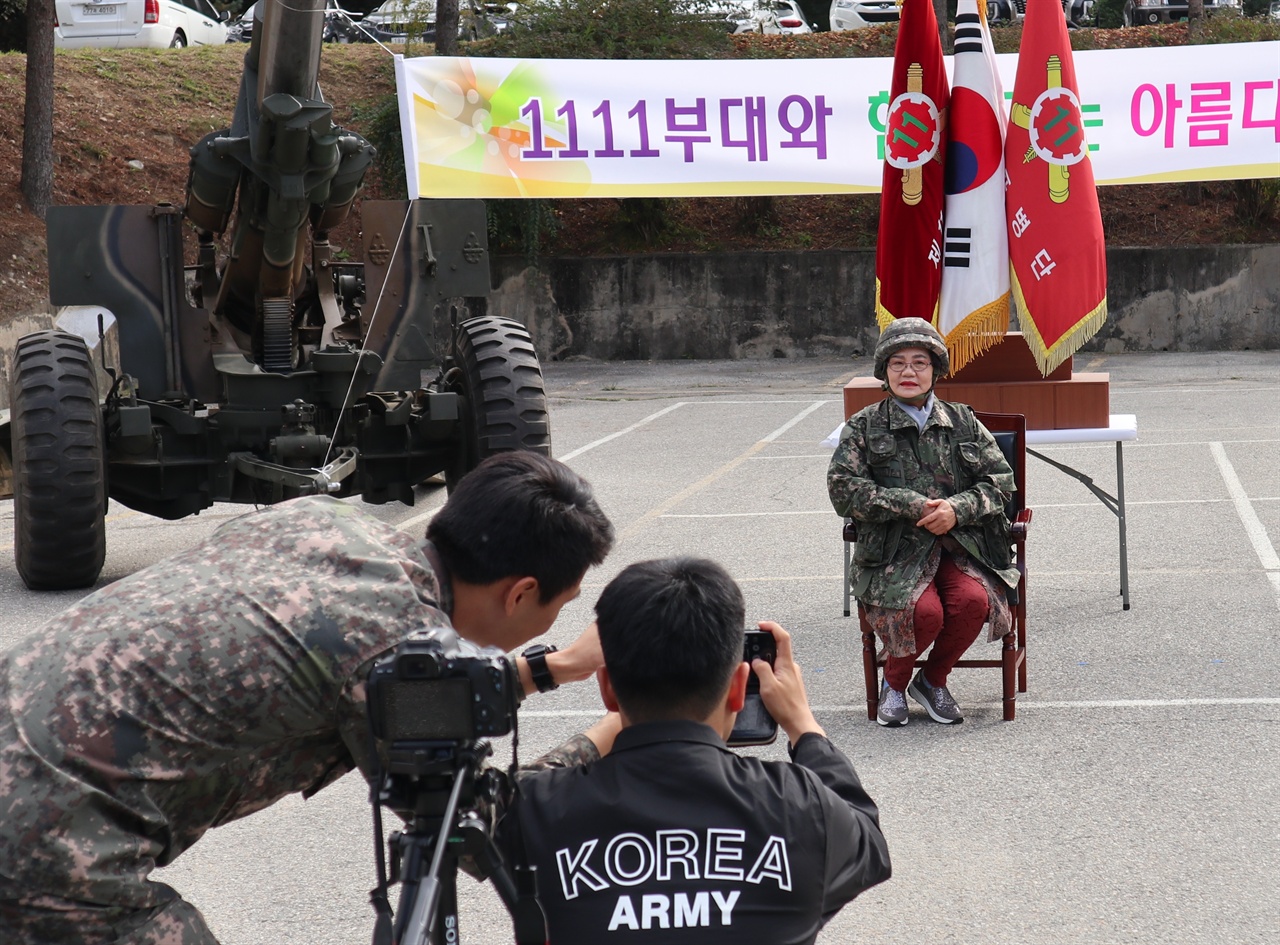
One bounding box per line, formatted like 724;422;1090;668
886;88;942;170
1029;85;1087;166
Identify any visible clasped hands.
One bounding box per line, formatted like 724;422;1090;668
916;497;957;535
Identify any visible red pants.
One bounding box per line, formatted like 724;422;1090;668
883;554;989;692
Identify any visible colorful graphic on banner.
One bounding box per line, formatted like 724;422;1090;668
874;0;949;329
394;56;847;198
394;43;1280;199
1005;0;1108;376
937;0;1010;373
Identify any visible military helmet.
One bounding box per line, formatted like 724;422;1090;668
873;317;950;380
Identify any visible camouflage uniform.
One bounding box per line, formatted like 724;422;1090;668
519;733;601;775
0;496;454;944
828;396;1020;658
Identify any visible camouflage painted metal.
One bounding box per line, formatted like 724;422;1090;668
828;396;1020;657
0;496;451;942
361;199;492;392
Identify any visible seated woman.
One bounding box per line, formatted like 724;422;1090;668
828;318;1021;727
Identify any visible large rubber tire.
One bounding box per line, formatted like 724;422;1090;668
445;316;551;492
10;331;107;590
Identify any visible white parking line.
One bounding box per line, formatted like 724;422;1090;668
521;697;1280;719
397;400;830;534
1211;441;1280;608
1028;437;1280;452
1116;386;1280;395
557;403;688;462
662;510;833;518
665;497;1280;516
619;401;829;539
749;454;833;460
1002;497;1280;509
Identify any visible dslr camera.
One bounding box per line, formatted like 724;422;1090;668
368;626;520;746
365;628;545;945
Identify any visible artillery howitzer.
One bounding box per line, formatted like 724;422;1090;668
0;0;549;590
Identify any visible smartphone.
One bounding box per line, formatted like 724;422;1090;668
727;629;778;747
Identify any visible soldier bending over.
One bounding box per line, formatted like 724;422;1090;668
0;451;614;945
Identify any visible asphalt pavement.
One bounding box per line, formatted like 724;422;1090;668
1;350;1277;944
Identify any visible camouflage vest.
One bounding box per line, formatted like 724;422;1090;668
852;397;1016;599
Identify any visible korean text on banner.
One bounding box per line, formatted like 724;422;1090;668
937;0;1009;373
874;0;949;330
394;44;1280;200
1005;1;1108;377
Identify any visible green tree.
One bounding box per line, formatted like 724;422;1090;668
486;0;734;60
0;0;25;50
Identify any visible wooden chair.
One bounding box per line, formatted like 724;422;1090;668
841;411;1032;721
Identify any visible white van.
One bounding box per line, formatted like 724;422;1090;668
54;0;229;49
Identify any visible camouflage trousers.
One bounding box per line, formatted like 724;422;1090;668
0;879;219;945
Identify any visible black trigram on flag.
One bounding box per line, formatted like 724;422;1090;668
944;227;972;268
954;11;982;55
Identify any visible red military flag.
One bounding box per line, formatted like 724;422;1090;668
874;0;949;329
1005;0;1108;376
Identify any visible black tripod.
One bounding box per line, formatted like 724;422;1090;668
369;740;546;945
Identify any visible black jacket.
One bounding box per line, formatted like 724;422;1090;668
501;720;891;945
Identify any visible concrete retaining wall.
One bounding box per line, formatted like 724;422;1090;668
1;245;1274;399
487;244;1280;361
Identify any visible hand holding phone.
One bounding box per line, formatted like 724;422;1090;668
727;629;778;746
747;622;825;745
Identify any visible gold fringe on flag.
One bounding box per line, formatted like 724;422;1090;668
875;278;941;333
941;293;1010;374
873;278;896;331
1011;272;1109;377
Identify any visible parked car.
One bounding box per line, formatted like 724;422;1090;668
829;0;896;31
474;1;518;33
362;0;502;41
225;0;256;40
227;0;368;44
1121;0;1240;26
771;0;812;32
988;0;1094;25
722;0;811;32
55;0;228;48
1271;0;1280;19
322;0;371;41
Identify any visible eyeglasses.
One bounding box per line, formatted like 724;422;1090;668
886;357;933;374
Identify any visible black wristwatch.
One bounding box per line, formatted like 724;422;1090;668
521;644;560;693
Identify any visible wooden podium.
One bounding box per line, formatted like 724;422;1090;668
843;332;1110;430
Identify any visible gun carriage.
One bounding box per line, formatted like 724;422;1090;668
0;0;549;589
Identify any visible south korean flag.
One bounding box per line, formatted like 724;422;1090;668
937;0;1010;373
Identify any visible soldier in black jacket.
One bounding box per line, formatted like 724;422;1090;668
500;557;891;945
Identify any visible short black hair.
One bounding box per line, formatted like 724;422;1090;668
428;451;614;602
595;558;745;723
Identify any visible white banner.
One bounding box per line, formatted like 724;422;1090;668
395;41;1280;198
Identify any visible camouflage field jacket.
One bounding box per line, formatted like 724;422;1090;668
828;397;1020;656
0;496;450;907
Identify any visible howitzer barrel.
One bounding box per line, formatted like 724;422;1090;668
248;0;326;104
